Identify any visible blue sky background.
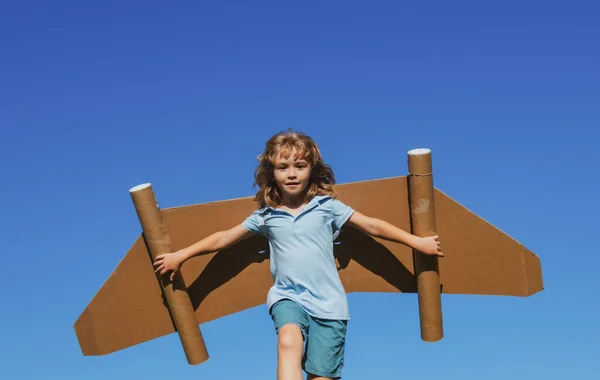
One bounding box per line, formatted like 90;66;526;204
1;1;599;379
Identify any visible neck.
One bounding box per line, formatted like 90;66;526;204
280;193;306;209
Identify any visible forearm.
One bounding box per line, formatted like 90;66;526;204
178;231;226;261
369;218;420;249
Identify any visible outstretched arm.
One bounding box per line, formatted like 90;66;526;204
153;224;256;280
346;211;444;257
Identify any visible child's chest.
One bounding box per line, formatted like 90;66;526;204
264;206;331;240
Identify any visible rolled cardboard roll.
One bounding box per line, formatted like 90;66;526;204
407;149;443;342
129;183;209;364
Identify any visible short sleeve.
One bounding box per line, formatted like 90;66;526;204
329;198;355;231
242;212;263;234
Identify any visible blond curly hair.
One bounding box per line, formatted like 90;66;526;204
253;129;336;208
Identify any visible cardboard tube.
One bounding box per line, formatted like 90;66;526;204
129;183;209;365
407;149;443;342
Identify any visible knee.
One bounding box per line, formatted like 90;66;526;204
277;324;303;352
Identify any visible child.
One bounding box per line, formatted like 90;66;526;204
153;130;443;380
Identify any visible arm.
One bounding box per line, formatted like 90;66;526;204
153;224;256;279
346;211;443;257
177;224;255;261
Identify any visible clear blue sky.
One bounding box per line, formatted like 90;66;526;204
2;1;598;379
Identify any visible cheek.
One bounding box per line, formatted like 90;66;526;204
273;171;285;182
301;171;311;182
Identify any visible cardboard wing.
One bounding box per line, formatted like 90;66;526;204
74;176;543;359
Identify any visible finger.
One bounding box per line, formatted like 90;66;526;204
170;272;176;282
153;260;162;267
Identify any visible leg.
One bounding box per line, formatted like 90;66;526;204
277;323;304;380
307;374;332;380
303;317;347;380
269;299;310;380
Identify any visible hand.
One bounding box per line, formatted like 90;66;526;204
415;235;444;257
153;251;185;281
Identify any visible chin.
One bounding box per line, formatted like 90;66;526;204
283;187;307;197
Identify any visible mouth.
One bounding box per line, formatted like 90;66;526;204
285;182;300;186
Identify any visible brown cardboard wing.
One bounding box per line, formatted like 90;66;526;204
74;176;543;356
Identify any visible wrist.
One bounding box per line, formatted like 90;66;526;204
409;235;423;250
175;249;189;262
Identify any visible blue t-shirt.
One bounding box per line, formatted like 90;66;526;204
242;195;355;320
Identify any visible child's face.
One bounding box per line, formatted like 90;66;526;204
273;149;312;201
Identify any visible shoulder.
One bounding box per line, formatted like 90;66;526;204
319;195;351;208
249;206;270;216
246;207;272;224
312;194;334;205
306;194;340;210
242;206;272;233
310;195;353;215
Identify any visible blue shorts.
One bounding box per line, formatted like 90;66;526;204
269;299;348;379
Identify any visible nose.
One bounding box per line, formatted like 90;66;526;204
287;167;297;179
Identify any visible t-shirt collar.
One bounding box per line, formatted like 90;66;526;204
261;194;331;213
